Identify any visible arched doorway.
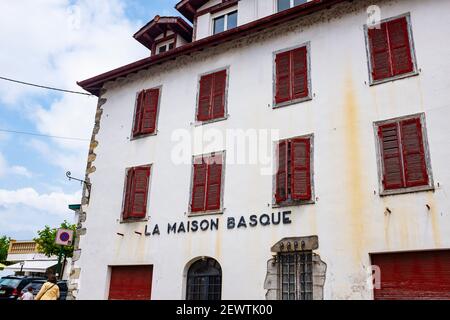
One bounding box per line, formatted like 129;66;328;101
186;257;222;300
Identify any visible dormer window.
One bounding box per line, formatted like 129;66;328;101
277;0;307;12
157;41;175;54
213;10;238;35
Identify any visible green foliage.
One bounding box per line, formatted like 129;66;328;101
0;236;11;264
34;221;77;258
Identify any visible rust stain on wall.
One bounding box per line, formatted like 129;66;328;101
426;193;442;247
342;67;366;261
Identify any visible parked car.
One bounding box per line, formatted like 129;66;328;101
21;279;68;300
0;276;45;300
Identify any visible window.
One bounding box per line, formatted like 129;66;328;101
367;15;416;83
213;11;238;35
157;42;175;54
122;166;151;220
132;88;160;137
190;153;224;213
279;252;313;300
277;0;307;12
197;70;227;122
275;136;313;205
186;258;222;300
275;45;310;106
376;115;432;194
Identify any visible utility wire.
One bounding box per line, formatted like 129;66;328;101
0;128;90;141
0;76;93;97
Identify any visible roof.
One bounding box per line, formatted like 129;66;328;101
175;0;210;22
78;0;348;96
134;15;193;50
5;260;58;273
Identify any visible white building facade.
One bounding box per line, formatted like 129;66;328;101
72;0;450;300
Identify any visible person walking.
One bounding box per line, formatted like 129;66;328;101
35;274;60;300
20;286;34;300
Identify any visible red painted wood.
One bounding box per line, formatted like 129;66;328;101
141;89;159;134
275;51;291;104
197;70;227;122
275;140;288;203
400;118;428;187
191;160;208;212
291;138;311;201
122;169;134;220
379;123;405;190
205;155;222;211
388;17;414;76
291;46;309;100
211;70;227;119
129;167;150;218
109;265;153;300
197;74;213;121
372;250;450;300
368;23;391;80
132;91;145;136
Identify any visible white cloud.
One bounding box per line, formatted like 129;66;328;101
10;166;33;178
0;188;81;216
0;152;33;179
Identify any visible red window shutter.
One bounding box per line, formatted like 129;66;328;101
275;141;288;203
379;123;405;189
191;160;208;212
130;167;150;218
133;91;144;136
368;23;392;81
387;17;414;76
197;74;213;121
275;51;291;104
291;138;311;201
141;89;159;135
400;118;428;187
291;47;309;100
211;70;227;119
123;168;134;220
205;156;223;211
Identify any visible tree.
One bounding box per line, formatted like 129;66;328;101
34;221;77;258
0;236;11;264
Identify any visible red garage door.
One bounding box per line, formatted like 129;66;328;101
371;250;450;300
108;265;153;300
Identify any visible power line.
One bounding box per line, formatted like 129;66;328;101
0;128;90;141
0;76;93;97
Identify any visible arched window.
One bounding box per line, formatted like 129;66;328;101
186;258;222;300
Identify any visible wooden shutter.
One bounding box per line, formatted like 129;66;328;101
130;167;150;218
141;89;159;134
291;47;308;99
291;138;311;200
388;17;414;76
191;160;208;212
122;168;134;220
275;141;288;203
368;23;392;81
400;118;428;187
275;51;291;104
205;156;223;211
379;123;405;189
133;91;144;136
197;74;213;121
211;70;227;119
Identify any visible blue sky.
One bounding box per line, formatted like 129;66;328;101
0;0;180;239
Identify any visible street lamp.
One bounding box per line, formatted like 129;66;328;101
19;261;25;275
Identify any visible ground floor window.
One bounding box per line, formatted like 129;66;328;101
279;251;313;300
186;258;222;300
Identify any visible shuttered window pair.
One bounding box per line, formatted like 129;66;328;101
378;117;429;191
275;137;312;204
368;16;415;82
123;166;151;220
197;70;227;122
133;88;160;137
275;46;309;105
190;153;224;213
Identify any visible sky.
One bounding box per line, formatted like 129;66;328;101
0;0;180;240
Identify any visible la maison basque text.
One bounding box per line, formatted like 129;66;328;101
144;211;292;236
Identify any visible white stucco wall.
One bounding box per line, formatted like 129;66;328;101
77;0;450;300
